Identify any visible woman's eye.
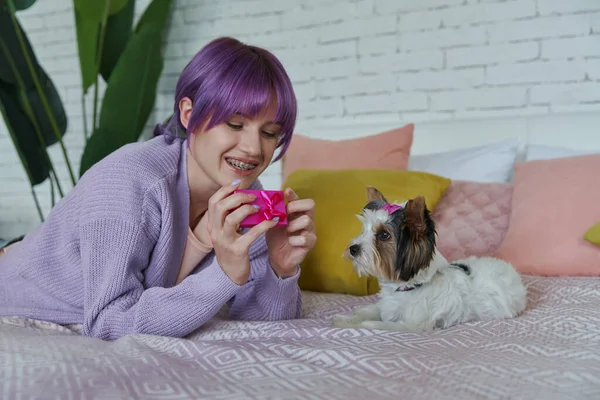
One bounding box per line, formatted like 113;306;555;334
226;122;243;130
377;230;391;241
262;131;277;138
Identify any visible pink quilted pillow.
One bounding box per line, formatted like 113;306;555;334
432;180;513;261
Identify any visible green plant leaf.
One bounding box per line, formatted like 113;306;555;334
24;68;68;146
99;0;134;82
73;0;128;23
1;0;36;11
79;0;172;176
0;10;67;146
0;9;39;87
133;0;171;34
73;0;130;92
73;8;98;94
98;27;162;140
79;126;132;176
14;0;35;10
0;81;50;185
0;8;73;186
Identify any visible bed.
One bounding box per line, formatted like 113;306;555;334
2;112;600;399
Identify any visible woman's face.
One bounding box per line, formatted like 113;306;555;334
181;98;282;190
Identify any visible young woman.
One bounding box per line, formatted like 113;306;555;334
0;37;316;341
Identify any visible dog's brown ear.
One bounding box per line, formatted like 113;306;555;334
403;196;427;237
367;186;387;203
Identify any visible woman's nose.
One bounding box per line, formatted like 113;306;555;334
238;129;262;156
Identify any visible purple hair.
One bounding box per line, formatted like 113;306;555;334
155;37;297;161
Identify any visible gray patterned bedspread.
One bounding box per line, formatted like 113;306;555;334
2;275;600;400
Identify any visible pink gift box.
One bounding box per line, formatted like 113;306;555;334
234;189;288;227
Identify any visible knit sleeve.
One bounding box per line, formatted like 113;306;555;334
225;233;303;321
79;218;243;340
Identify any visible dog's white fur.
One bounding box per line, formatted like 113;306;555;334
332;201;527;332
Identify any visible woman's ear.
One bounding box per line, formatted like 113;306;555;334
178;97;193;130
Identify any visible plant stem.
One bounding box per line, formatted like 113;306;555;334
30;185;44;222
92;0;111;131
81;93;88;143
0;36;64;198
92;79;99;131
49;169;55;207
7;0;77;186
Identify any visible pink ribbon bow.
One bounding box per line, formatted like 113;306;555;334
381;203;402;214
259;191;286;220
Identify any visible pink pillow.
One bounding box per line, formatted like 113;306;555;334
495;154;600;276
282;124;414;183
433;180;512;261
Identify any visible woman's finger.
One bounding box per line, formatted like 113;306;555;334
208;179;242;209
284;187;300;202
217;191;256;217
288;231;317;248
237;218;279;249
208;180;242;231
223;204;260;235
286;214;313;233
212;192;257;230
286;198;315;216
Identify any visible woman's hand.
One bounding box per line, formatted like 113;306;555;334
266;188;317;278
206;180;279;285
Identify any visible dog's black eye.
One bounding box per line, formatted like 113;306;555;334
377;230;391;241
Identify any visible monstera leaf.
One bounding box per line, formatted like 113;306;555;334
79;0;172;176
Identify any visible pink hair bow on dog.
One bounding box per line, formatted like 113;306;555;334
381;203;402;214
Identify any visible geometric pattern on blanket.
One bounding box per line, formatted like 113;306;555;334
1;275;600;399
433;180;513;261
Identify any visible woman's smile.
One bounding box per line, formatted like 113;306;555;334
224;156;260;176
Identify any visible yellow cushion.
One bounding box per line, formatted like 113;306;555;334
584;222;600;247
283;169;451;296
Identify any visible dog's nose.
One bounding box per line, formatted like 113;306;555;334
349;244;360;257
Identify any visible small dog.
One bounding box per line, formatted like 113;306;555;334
332;186;527;332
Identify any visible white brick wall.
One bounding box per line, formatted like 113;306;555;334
1;0;599;237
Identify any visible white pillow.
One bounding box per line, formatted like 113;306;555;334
525;145;596;161
408;139;519;183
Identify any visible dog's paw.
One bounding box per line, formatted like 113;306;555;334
359;320;419;332
351;305;381;320
331;314;365;328
359;320;396;331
